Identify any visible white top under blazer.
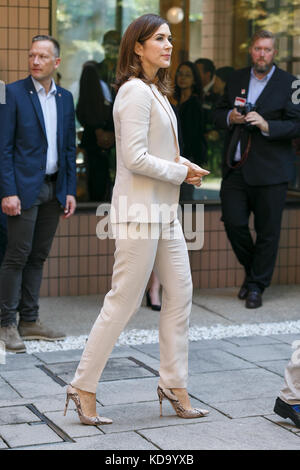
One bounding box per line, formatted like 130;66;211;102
111;78;189;223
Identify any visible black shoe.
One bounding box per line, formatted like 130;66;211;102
274;397;300;428
245;290;262;309
238;285;248;300
146;290;161;311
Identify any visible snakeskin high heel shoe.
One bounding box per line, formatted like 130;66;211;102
157;386;209;419
64;385;113;425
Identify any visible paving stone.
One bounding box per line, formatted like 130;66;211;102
139;416;300;450
77;399;226;434
0;398;34;408
44;357;155;385
269;334;300;346
0;422;63;448
226;343;293;363
45;410;105;439
96;377;159;406
131;344;160;360
110;345;139;358
0;437;7;449
0;368;63;398
32;394;74;414
212;397;277;419
0;405;40;425
258;360;287;377
33;349;84;364
267;413;300;434
126;350;160;373
33;345;139;365
193;285;300;325
189;339;239;350
0;353;42;371
224;335;283;347
17;431;157;450
0;377;20;400
188;348;258;374
189;368;283;404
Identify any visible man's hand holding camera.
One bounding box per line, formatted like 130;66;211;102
229;107;246;125
229;106;269;133
244;111;269;133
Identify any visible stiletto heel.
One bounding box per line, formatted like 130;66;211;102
158;394;163;417
64;385;113;426
157;386;209;419
146;290;161;311
64;395;70;416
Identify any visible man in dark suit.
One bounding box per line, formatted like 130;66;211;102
0;35;77;352
214;30;300;309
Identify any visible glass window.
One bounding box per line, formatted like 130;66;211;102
55;0;300;204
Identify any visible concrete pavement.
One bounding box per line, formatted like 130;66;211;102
0;284;300;450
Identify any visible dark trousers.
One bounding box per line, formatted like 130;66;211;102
220;169;288;292
0;182;61;326
0;210;7;266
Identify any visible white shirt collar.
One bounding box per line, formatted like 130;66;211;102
31;76;57;95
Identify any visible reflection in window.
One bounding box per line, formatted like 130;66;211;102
56;0;300;202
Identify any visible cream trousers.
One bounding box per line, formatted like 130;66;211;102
71;219;193;393
280;342;300;404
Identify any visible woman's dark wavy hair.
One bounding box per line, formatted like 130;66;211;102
115;14;172;96
76;62;107;128
173;61;203;102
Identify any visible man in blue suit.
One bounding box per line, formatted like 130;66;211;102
0;35;77;352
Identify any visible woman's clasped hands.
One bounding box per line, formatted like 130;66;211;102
183;161;210;187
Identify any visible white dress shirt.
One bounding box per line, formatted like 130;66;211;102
31;76;58;175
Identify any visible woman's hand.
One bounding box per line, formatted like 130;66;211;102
183;162;210;187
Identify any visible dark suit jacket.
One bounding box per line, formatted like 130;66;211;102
0;75;77;210
177;94;207;165
214;65;300;185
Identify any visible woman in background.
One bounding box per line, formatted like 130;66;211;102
76;62;115;201
174;61;207;200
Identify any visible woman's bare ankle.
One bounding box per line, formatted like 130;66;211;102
171;388;192;410
74;387;97;417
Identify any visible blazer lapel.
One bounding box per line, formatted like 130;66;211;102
150;84;178;132
24;76;47;138
55;88;64;157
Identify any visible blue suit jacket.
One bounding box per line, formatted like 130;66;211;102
0;75;76;209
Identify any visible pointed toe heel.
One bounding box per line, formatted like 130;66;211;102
157;386;209;419
64;385;112;425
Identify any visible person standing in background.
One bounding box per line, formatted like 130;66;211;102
0;35;77;353
76;62;115;201
174;61;207;200
214;30;300;309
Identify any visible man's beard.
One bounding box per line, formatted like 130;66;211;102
253;61;273;74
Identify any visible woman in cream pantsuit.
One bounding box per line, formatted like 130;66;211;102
65;14;210;426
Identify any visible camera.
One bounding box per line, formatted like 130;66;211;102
236;102;257;130
236;101;256;115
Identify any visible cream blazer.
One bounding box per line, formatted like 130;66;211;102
111;78;189;223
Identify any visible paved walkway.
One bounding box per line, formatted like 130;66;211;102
0;285;300;450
